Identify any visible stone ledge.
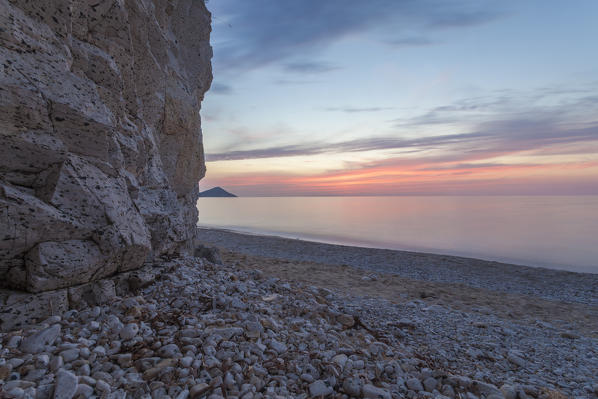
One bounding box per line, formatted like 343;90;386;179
0;263;162;332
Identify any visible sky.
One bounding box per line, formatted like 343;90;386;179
200;0;598;196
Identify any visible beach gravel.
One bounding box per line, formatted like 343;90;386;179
197;228;598;305
0;234;596;398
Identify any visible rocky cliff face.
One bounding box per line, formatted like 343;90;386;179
0;0;212;294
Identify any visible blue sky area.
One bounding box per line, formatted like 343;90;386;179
201;0;598;196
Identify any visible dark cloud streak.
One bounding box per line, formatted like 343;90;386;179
428;9;505;28
283;61;340;74
384;37;435;47
323;106;395;113
206;122;598;162
210;0;507;73
209;82;233;95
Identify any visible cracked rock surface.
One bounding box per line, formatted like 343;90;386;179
0;0;212;295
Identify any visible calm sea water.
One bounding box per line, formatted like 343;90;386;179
197;196;598;274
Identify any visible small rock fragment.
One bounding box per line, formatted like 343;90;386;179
20;325;61;354
362;384;391;399
53;369;78;399
406;378;424;392
309;380;334;397
119;323;139;340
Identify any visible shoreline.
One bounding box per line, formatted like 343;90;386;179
197;227;598;306
197;224;596;274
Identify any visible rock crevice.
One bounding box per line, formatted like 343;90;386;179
0;0;212;297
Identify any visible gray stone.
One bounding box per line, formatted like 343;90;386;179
115;354;132;368
7;359;24;369
75;384;94;398
423;377;438;392
331;354;348;369
158;344;181;358
244;321;264;339
362;384;391;399
352;360;365;369
210;327;244;340
268;340;287;354
7;335;22;348
472;381;502;397
190;383;210;398
90;280;116;305
176;390;190;399
20;325;61;353
50;356;64;372
406;378;424;392
89;321;100;331
128;271;158;291
337;314;355;328
79;347;90;359
77;364;91;376
500;384;517;399
560;331;580;339
79;376;98;386
507;350;526;368
194;245;223;264
53;369;78;399
96;379;111;394
1;285;69;332
446;376;472;389
59;349;79;363
119;323;139;340
342;377;362;397
36;354;50;368
25;241;107;292
309;380;334;397
92;346;106;356
106;315;123;333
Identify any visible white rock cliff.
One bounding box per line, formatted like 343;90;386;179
0;0;212;309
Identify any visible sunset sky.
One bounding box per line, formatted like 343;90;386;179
200;0;598;196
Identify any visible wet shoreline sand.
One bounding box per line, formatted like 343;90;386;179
196;227;598;306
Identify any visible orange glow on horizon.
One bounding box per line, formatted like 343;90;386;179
202;158;598;196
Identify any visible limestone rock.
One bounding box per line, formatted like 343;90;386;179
406;377;424;392
472;381;502;397
363;384;392;399
0;289;68;331
20;324;61;353
309;380;334;397
53;369;78;399
342;377;362;396
195;245;223;264
0;0;212;297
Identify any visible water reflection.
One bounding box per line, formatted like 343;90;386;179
197;196;598;273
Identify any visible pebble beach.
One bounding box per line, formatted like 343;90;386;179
0;228;596;399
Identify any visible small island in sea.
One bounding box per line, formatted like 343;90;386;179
199;186;237;197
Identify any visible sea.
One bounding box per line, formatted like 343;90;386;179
197;196;598;274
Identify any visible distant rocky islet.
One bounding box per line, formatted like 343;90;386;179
199;187;237;198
